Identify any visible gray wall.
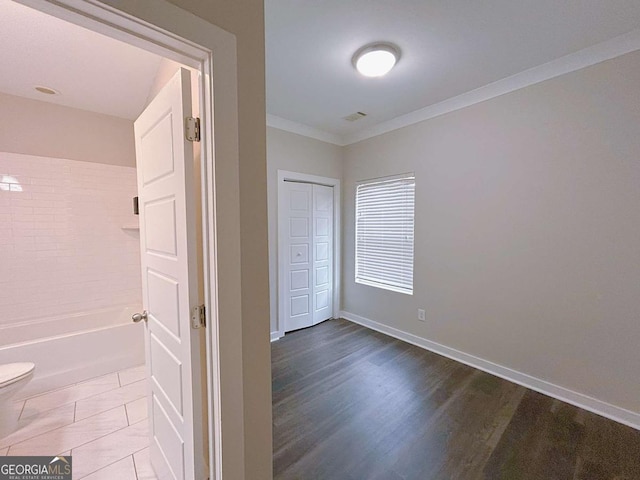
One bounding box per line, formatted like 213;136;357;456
342;50;640;414
267;127;343;335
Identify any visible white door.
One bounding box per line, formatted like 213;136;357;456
312;185;333;324
282;181;334;332
283;181;313;331
134;68;206;480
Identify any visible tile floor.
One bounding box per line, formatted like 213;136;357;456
0;365;157;479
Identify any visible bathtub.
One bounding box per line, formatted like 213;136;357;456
0;306;145;398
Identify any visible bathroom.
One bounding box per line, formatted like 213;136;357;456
0;0;204;476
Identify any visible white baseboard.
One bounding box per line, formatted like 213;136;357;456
340;310;640;431
271;331;281;342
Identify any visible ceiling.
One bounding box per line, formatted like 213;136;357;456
2;1;639;135
0;0;163;120
265;0;640;143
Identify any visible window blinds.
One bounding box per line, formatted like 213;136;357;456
355;174;415;295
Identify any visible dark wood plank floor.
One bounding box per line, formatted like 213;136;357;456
272;319;640;480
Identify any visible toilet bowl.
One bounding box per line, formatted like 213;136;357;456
0;362;35;437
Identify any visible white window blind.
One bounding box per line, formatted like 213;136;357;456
355;174;415;295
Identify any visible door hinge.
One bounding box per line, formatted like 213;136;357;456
185;117;201;142
191;304;206;329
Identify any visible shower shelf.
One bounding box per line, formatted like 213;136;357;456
121;225;140;230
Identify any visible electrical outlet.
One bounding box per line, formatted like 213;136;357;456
417;309;426;322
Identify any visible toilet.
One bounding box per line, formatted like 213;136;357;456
0;363;35;437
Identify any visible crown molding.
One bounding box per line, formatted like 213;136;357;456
342;28;640;145
267;29;640;148
266;114;345;146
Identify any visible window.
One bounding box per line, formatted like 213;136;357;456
355;174;415;295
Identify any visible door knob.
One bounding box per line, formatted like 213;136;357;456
132;311;148;323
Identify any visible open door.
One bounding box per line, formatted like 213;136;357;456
133;68;206;480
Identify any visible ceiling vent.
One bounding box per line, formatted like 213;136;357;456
343;111;367;122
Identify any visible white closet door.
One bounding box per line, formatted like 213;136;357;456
283;182;313;331
282;181;334;332
312;184;333;324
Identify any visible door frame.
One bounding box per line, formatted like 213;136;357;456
12;1;242;479
277;170;341;339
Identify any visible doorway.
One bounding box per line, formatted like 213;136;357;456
0;6;203;479
277;171;341;336
0;0;243;478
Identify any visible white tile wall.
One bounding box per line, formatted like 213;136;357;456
0;152;142;326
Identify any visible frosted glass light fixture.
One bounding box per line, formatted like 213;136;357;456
353;43;400;77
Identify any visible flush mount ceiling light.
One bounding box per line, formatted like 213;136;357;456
353;43;400;77
34;86;59;95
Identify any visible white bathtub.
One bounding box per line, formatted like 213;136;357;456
0;306;145;398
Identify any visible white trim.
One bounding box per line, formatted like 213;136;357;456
270;332;281;342
277;171;341;339
13;2;243;478
16;0;205;68
340;310;640;431
267;114;345;146
266;28;640;147
344;28;640;145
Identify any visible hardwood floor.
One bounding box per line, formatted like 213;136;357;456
272;319;640;480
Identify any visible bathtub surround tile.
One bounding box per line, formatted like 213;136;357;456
118;365;146;387
8;405;128;456
71;420;148;478
0;402;76;449
75;380;146;421
125;397;148;426
80;455;138;480
0;152;142;327
133;448;158;480
22;373;120;416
